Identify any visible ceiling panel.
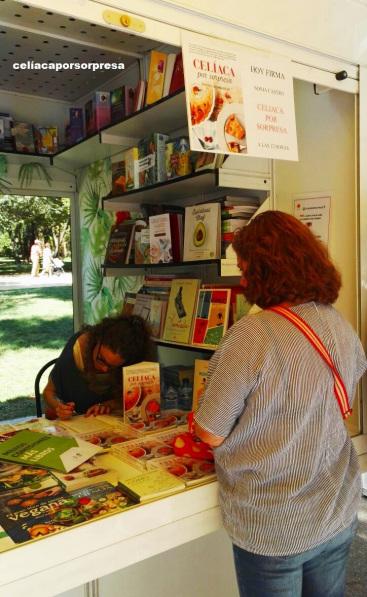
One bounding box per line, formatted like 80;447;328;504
0;0;159;101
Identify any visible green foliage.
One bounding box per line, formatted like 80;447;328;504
0;195;70;260
0;232;12;256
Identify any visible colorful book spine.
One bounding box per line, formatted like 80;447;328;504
146;50;167;105
95;91;111;130
110;86;126;123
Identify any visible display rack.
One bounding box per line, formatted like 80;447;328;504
102;259;223;275
103;167;270;208
0;90;187;172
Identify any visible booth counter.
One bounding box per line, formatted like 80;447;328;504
0;478;221;597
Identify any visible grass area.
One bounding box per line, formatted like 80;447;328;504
0;257;30;275
0;285;73;420
0;256;72;275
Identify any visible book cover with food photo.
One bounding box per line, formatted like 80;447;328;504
147;456;216;487
122;361;161;426
111;437;174;469
182;31;247;155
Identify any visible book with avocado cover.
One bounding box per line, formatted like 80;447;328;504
183;203;221;261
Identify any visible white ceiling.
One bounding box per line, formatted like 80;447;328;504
0;0;159;101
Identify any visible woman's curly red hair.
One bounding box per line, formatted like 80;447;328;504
232;210;341;308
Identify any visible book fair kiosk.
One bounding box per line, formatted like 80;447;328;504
0;1;367;596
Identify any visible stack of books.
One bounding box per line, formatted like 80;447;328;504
220;196;260;257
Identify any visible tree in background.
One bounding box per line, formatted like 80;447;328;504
0;195;70;260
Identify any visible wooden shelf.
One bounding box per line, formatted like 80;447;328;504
154;338;215;353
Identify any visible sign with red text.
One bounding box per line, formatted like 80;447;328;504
182;31;298;161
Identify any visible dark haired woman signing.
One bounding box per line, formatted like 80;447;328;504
194;211;367;597
43;314;155;419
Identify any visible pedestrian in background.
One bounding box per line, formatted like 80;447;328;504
41;242;53;276
30;239;42;277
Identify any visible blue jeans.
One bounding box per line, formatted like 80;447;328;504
233;519;358;597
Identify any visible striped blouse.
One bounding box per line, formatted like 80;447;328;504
195;302;367;556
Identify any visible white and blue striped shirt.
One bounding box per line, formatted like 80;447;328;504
195;302;367;556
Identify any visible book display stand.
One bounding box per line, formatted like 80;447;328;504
0;3;363;597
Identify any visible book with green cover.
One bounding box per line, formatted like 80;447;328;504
0;430;103;473
118;469;185;502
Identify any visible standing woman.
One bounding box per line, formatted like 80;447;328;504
194;211;366;597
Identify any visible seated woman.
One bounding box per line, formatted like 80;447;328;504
43;314;156;420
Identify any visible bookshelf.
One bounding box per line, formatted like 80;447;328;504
102;258;223;275
1;90;187;172
103;167;270;208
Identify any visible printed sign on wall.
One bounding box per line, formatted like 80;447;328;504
293;194;331;246
182;31;298;161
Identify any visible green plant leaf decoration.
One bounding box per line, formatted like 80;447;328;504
0;176;11;194
85;258;104;302
18;163;53;188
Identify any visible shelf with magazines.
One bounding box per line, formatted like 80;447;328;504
102;258;223;275
103;167;271;208
1;89;186;171
53;88;187;171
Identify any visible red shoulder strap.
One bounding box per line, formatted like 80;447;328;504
268;306;351;419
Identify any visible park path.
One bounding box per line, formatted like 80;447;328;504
0;272;72;290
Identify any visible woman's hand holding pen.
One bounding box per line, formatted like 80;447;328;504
55;401;75;420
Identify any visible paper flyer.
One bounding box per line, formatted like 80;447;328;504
182;31;298;161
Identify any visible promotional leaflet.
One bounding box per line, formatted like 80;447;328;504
182;31;298;161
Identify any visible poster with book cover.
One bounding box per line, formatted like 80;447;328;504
182;31;298;161
183;203;221;261
192;289;230;348
162;279;200;344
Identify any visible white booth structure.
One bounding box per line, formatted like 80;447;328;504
0;1;366;595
